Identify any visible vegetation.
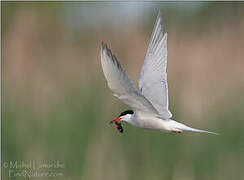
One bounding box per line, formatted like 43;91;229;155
2;2;244;180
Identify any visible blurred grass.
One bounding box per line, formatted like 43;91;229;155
2;2;244;180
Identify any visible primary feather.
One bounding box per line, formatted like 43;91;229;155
139;11;172;119
100;43;158;115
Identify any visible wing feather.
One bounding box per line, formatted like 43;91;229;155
139;11;172;119
101;43;158;115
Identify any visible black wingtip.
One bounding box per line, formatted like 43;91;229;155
103;44;113;58
101;41;106;49
100;42;120;68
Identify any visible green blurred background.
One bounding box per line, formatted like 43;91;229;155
2;2;244;180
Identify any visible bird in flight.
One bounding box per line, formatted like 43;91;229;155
100;11;218;135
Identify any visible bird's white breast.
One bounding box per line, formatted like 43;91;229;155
130;113;168;131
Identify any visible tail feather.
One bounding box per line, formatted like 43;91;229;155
182;125;219;135
169;120;219;135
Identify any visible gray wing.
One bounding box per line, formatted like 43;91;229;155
101;43;158;115
138;11;172;119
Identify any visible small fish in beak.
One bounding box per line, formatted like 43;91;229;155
110;118;124;133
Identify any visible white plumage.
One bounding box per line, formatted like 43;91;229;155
139;11;172;119
101;11;218;135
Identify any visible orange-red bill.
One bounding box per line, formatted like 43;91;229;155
110;117;122;124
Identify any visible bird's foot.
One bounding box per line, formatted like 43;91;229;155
171;131;181;134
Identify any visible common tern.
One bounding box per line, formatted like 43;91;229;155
101;11;218;135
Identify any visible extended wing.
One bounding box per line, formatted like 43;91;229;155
138;11;172;119
101;43;158;115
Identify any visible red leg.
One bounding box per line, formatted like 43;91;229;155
171;131;181;134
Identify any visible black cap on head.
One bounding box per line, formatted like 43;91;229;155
119;110;134;117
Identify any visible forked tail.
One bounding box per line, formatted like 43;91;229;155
181;125;219;135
